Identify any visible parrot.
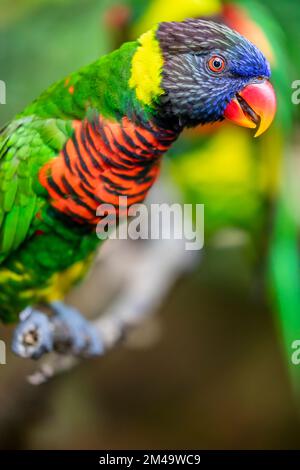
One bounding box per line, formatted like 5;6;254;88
0;18;276;359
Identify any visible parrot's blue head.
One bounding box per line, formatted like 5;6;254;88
157;19;276;137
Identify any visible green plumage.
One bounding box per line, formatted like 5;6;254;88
0;40;145;323
0;115;93;322
21;42;141;121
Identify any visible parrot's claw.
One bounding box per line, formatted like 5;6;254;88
12;309;54;359
12;303;104;360
51;301;103;357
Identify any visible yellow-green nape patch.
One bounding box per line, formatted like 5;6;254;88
129;27;164;107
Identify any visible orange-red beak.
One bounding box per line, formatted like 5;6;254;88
224;80;276;137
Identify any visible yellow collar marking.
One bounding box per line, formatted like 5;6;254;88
129;28;164;106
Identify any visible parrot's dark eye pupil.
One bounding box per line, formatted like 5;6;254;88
208;55;226;73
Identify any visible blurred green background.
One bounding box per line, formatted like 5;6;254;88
1;0;300;450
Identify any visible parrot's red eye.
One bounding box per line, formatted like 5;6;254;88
208;56;226;73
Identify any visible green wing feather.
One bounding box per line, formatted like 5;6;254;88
0;116;73;262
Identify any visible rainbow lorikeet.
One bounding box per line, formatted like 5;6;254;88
1;19;276;359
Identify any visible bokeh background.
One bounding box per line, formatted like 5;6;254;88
1;0;300;449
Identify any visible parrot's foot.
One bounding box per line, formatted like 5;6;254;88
12;303;104;360
51;301;103;356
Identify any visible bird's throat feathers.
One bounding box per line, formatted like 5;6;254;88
39;115;178;225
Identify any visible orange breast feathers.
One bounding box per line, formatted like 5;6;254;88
39;116;177;224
